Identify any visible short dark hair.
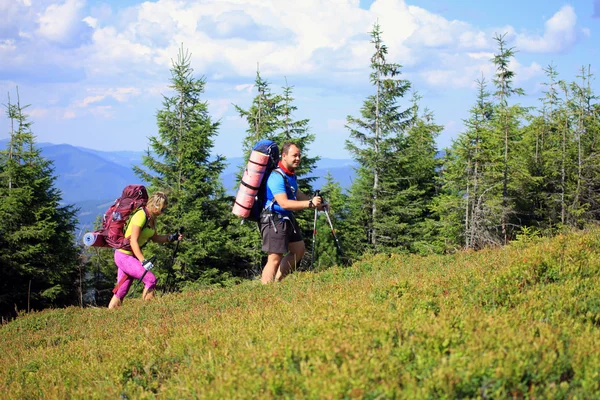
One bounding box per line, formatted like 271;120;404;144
281;142;301;155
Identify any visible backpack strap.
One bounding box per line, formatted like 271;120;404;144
123;207;153;249
264;168;292;212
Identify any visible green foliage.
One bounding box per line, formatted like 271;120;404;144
345;22;414;253
3;228;600;398
345;24;440;255
133;46;239;289
0;89;80;316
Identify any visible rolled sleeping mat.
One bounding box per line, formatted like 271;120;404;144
232;150;269;218
83;231;108;247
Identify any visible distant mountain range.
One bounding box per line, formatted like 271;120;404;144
0;139;356;232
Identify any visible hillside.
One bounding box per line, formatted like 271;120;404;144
2;228;600;398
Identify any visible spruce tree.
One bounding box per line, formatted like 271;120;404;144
134;46;238;290
345;22;413;254
491;33;526;243
576;66;600;221
0;89;80;316
387;101;442;254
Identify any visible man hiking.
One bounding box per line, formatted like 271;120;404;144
259;142;324;284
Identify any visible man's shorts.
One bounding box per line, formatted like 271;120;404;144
260;213;303;254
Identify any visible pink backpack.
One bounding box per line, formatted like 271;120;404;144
84;185;149;251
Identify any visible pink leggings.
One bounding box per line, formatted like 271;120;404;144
113;251;157;300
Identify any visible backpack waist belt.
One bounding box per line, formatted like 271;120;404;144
260;211;296;234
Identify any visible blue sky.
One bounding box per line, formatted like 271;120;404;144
1;0;598;159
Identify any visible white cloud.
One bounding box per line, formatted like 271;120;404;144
75;95;105;108
207;98;232;119
37;0;87;43
63;110;77;119
2;0;588;134
327;118;346;131
28;107;49;118
88;105;113;118
83;16;98;29
509;59;544;84
235;84;254;93
0;39;16;51
73;87;142;108
515;5;583;53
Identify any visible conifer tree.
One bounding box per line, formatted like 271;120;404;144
389;101;442;254
134;46;238;289
345;22;413;254
491;33;526;243
0;90;80;316
576;66;600;221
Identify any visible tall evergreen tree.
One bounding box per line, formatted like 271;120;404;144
0;89;80;317
491;33;526;244
134;46;238;289
388;101;442;254
345;22;413;254
575;66;600;221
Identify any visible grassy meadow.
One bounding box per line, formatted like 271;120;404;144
2;228;600;399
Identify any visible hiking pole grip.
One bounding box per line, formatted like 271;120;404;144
165;226;184;293
172;227;184;259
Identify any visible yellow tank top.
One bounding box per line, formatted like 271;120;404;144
116;209;156;255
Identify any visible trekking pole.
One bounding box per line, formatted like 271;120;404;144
165;226;185;289
129;255;156;298
164;226;184;293
310;190;320;270
323;205;344;258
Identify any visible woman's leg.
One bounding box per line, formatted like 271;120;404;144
112;251;156;303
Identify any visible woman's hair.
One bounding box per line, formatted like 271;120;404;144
146;192;168;215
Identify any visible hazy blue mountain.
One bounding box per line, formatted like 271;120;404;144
74;147;146;168
40;144;144;203
0;139;356;231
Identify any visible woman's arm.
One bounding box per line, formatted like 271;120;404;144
151;232;171;243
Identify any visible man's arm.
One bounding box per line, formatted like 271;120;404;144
273;192;314;211
298;190;326;210
274;188;322;211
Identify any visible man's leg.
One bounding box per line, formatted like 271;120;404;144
262;252;284;284
276;240;305;281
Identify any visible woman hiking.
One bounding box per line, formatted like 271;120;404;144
108;192;182;309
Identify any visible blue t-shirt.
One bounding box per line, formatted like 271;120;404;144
266;169;298;216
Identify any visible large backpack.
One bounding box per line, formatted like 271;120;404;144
232;140;280;222
83;184;149;250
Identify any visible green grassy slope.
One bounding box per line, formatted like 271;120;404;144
2;229;600;399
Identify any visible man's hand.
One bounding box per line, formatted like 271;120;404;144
310;195;323;209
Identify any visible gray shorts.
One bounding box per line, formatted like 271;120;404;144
260;213;303;254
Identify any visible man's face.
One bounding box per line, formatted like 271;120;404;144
282;145;301;171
